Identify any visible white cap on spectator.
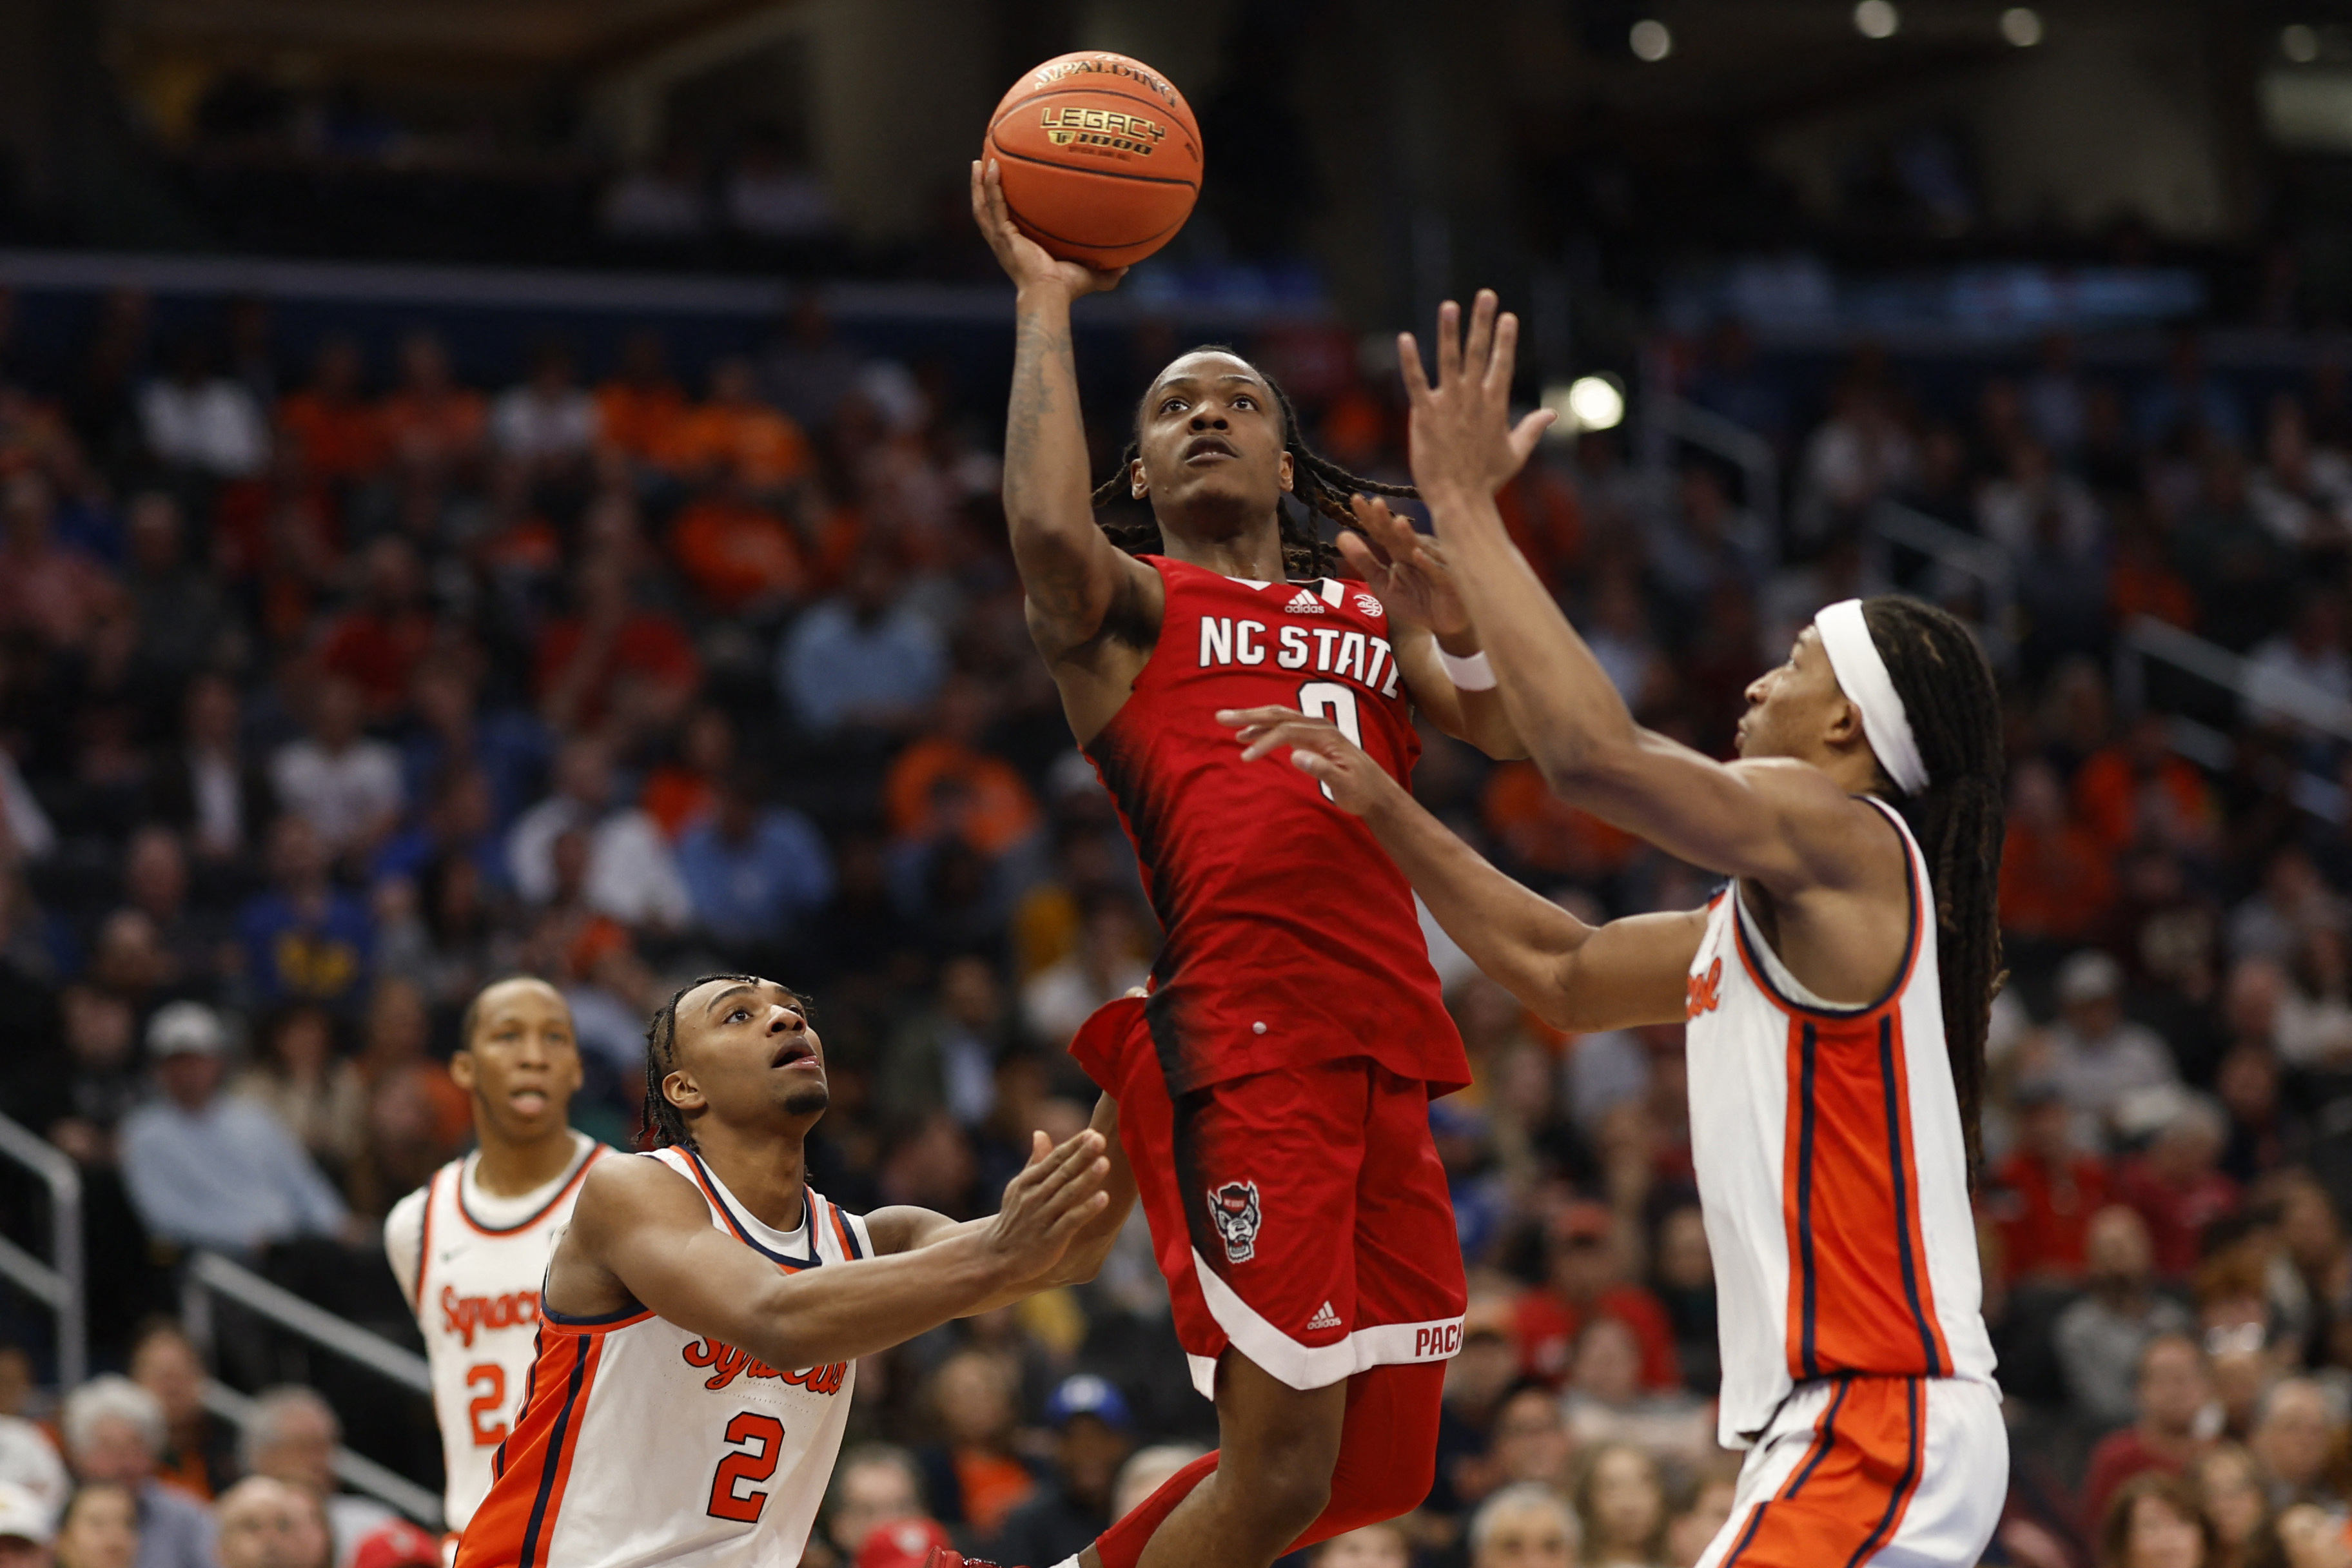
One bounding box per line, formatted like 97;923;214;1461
2057;950;2124;1007
0;1483;50;1547
146;1001;228;1058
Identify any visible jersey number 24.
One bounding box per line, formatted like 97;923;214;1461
706;1413;786;1524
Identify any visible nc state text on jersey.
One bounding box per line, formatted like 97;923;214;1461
1197;616;1404;698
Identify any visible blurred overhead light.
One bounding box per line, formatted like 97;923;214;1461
2283;23;2322;63
1544;376;1625;436
1999;7;2042;46
1854;0;1899;39
1629;19;1673;61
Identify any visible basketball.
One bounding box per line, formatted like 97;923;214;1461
983;52;1202;270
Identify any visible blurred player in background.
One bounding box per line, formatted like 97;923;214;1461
1226;293;2008;1568
384;977;609;1552
970;160;1540;1568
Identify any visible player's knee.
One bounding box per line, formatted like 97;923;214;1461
1231;1450;1332;1539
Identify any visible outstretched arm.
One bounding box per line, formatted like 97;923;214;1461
863;1094;1137;1308
971;160;1153;658
558;1128;1110;1371
1218;706;1700;1030
1403;292;1879;897
1338;497;1525;760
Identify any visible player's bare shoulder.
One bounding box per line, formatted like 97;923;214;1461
544;1155;704;1313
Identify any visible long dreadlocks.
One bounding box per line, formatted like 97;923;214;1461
1087;351;1417;579
1860;597;2006;1184
639;973;815;1152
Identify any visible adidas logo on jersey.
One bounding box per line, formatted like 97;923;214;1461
1307;1302;1342;1332
1285;589;1325;615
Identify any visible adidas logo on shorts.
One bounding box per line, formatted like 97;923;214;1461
1307;1301;1342;1332
1285;589;1325;615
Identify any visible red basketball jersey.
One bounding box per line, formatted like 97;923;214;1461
1081;554;1469;1097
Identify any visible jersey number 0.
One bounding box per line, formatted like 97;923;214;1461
705;1413;786;1524
1297;682;1362;803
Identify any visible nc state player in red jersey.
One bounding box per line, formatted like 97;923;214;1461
965;160;1547;1568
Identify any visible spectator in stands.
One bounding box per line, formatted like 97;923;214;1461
506;735;690;932
1991;1076;2112;1281
2049;952;2179;1152
1467;1483;1577;1568
2187;1444;2270;1568
825;1446;928;1563
1513;1200;1680;1390
54;1483;140;1568
0;1484;53;1568
2097;1471;2218;1568
1573;1442;1669;1568
119;1001;350;1256
721;128;836;244
317;540;434;723
531;550;700;734
599;146;708;245
210;1476;328;1568
1020;894;1148;1051
990;1375;1131;1568
17;985;143;1170
638;707;731;841
914;1351;1034;1541
1306;1524;1408;1568
656;355;813;493
0;471;120;651
885;678;1043;862
238;817;372;1007
377;333;483;475
270;676;404;867
1665;1460;1742;1568
240;1389;391;1568
234;1004;366;1179
2250;1379;2341;1512
276;337;384;482
2000;761;2119;957
1562;1315;1712;1466
762;293;863;433
778;551;947;734
1475;1385;1574;1496
139;336;270;479
593;331;685;462
880;957;1014;1128
2119;1093;2242;1279
490;343;597;477
2057;1208;2198;1429
129;1322;235;1502
674;764;832;954
2230;852;2347;969
122;492;229;678
2080;1332;2214;1536
60;1377;212;1568
149;674;274;868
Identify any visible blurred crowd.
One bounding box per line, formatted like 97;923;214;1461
0;285;2342;1568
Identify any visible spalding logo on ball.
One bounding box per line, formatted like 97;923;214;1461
983;51;1203;269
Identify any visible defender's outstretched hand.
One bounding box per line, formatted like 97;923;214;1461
979;1128;1110;1284
1398;289;1554;502
1335;495;1471;638
970;159;1127;301
1218;705;1407;819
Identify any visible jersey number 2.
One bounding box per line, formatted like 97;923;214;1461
707;1412;786;1524
1297;682;1363;803
465;1364;507;1447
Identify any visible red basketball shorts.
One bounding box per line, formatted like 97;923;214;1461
1074;999;1468;1397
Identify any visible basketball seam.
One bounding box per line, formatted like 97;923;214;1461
989;85;1195;139
994;190;1191;254
983;136;1200;192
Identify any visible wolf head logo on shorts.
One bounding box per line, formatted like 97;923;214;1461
1206;1180;1262;1264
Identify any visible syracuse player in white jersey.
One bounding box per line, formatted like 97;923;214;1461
455;975;1129;1568
1224;294;2008;1567
385;975;609;1546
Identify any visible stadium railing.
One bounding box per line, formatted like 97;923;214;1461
181;1251;442;1527
1640;391;1783;540
0;1113;82;1392
1863;498;2019;665
2117;615;2352;823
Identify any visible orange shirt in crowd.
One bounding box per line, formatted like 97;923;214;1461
277;392;387;479
885;739;1042;859
1998;818;2117;944
1482;761;1642;880
671;494;807;612
1987;1148;2111;1281
2109;556;2199;634
950;1449;1035;1536
2072;747;2218;852
533;612;701;727
640;767;716;841
654;403;815;489
1510;1286;1684;1392
596;379;688;461
378;387;487;470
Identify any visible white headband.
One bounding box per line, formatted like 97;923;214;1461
1814;599;1930;797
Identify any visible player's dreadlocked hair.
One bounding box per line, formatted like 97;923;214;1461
1860;597;2006;1184
1087;351;1416;579
640;973;816;1152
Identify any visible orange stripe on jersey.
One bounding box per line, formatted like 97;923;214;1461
1720;1377;1925;1568
1884;1010;1952;1375
825;1198;859;1260
456;1317;630;1568
415;1170;440;1315
1779;1014;1814;1380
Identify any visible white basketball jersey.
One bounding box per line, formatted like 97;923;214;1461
1683;796;1995;1449
455;1148;868;1568
396;1137;609;1532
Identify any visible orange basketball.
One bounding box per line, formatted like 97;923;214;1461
983;52;1202;270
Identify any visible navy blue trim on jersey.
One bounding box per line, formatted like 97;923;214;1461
518;1335;590;1568
1843;1378;1922;1568
834;1201;866;1260
1729;803;1921;1020
1796;1022;1821;1380
1781;1378;1851;1501
538;1298;648;1327
1881;1017;1945;1378
684;1150;823;1269
455;1142;600;1234
1720;1496;1771;1568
